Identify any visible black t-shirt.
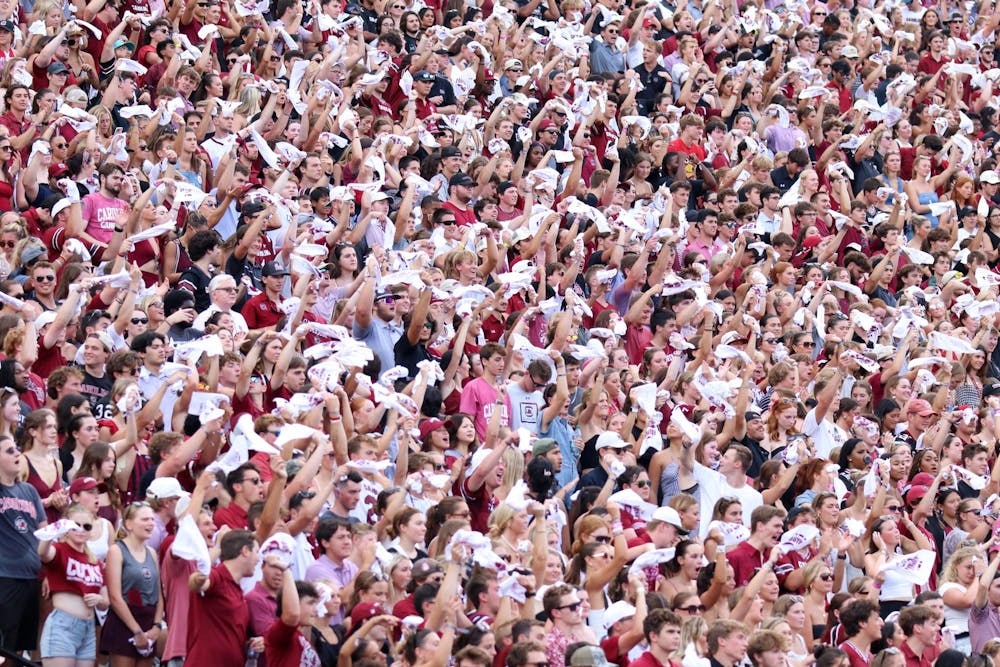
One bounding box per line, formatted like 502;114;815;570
80;369;112;412
177;264;213;311
393;335;432;379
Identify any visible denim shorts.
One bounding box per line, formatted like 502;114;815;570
40;608;96;660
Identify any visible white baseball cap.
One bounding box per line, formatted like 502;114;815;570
650;506;685;530
146;477;190;500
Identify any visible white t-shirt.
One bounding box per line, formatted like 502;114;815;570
506;384;544;433
693;462;763;537
803;408;839;459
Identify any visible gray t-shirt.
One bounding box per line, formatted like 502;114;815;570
506;384;544;433
0;481;45;579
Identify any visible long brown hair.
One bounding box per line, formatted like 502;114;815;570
76;442;122;513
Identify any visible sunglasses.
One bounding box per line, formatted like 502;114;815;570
593;535;612;543
377;295;396;304
131;317;148;325
678;604;707;613
73;522;95;532
2;446;19;455
557;602;582;611
434;463;448;471
35;275;56;282
800;341;816;348
819;573;834;582
885;504;902;512
0;240;15;248
635;480;651;488
267;430;281;436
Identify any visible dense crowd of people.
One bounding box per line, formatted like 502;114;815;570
4;0;1000;665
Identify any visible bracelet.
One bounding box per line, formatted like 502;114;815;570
837;554;847;560
114;227;124;233
329;416;342;422
495;400;504;405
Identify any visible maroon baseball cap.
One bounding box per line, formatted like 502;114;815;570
68;477;103;496
349;602;384;633
419;418;448;441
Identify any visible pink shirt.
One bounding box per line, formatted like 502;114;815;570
81;192;129;245
459;377;511;441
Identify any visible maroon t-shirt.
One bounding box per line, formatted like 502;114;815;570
187;564;251;667
460;476;497;534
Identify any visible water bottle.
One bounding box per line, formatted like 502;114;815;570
246;649;259;667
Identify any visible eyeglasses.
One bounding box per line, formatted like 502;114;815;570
35;275;56;282
131;317;148;325
819;573;834;582
593;535;612;543
216;286;238;293
678;604;707;613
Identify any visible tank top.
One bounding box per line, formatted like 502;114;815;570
87;518;112;563
117;540;159;606
26;455;63;524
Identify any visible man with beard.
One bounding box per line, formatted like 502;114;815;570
73;163;129;247
442;173;477;227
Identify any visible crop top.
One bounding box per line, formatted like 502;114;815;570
44;542;105;596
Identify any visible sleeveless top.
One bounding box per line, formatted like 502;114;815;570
659;460;680;503
87;518;112;563
26;455;63;524
98;503;118;528
918;191;940;227
117;540;159;606
125;450;153;505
